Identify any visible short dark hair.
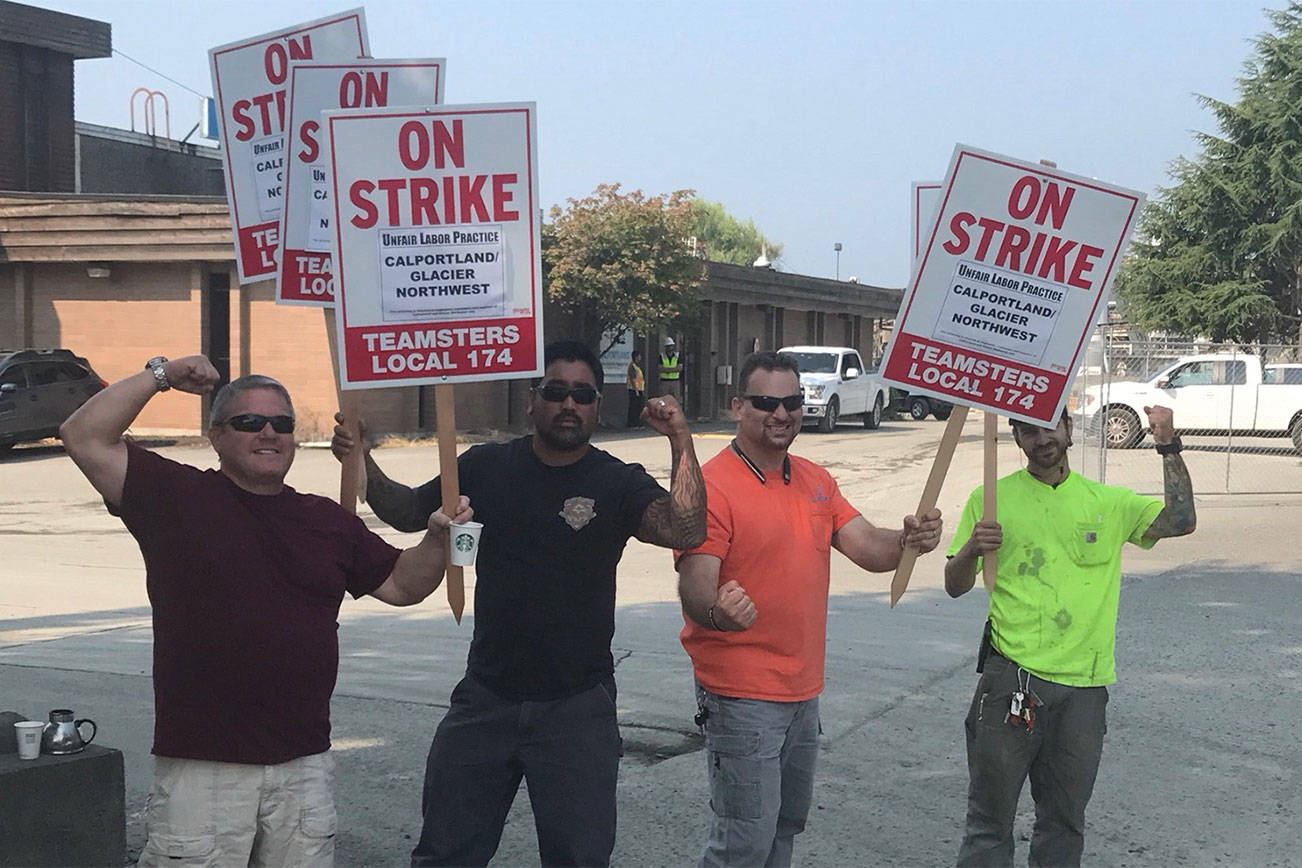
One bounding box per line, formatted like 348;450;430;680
1010;407;1070;430
541;340;603;392
737;351;800;395
210;375;294;426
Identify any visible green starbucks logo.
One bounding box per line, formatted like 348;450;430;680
454;532;475;553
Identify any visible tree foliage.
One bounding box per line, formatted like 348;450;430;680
689;199;784;266
1117;4;1302;344
543;184;705;354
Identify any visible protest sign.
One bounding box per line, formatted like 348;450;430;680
881;145;1145;427
277;58;446;306
326;102;543;388
209;9;368;283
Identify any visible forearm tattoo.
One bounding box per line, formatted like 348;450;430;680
638;437;707;549
1145;452;1197;540
364;457;429;533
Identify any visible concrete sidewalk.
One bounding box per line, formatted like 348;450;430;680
2;423;1300;865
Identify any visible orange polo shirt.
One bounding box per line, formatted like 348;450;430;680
677;446;860;701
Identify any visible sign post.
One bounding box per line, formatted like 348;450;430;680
209;9;369;284
327;101;543;620
883;145;1145;604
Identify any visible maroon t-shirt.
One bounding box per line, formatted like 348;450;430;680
117;444;400;764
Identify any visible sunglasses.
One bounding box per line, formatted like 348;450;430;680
534;383;601;405
224;413;296;434
743;394;804;413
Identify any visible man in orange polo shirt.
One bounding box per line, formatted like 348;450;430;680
676;350;944;867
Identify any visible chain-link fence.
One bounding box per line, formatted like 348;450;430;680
1066;332;1302;494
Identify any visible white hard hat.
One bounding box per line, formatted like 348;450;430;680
663;337;676;346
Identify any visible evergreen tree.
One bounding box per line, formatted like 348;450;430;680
1117;3;1302;343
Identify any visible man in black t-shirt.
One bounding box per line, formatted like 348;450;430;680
332;340;707;867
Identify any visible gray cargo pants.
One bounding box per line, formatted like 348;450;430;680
695;684;821;868
957;653;1108;867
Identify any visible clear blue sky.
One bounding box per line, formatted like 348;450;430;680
36;0;1274;287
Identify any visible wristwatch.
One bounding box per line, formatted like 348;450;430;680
1155;435;1183;455
145;356;171;392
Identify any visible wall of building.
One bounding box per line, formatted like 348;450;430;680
77;133;225;196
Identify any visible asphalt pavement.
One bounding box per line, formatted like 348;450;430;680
1;417;1299;866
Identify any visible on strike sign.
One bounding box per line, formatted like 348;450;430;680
276;58;446;306
327;102;542;388
209;9;368;283
881;145;1145;426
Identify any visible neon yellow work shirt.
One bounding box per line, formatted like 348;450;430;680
948;469;1163;687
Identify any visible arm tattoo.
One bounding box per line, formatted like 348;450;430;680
1144;452;1197;540
637;436;707;549
364;455;430;533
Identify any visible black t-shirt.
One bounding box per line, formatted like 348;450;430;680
415;436;666;699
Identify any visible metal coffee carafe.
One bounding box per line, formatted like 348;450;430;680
41;709;97;755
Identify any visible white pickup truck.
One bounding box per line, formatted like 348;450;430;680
779;345;890;432
1082;353;1302;452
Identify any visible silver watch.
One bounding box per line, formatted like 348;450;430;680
145;356;171;392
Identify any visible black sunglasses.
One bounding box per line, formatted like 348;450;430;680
224;413;295;434
534;383;601;405
743;394;804;413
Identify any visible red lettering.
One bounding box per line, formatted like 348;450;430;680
338;70;387;108
1035;236;1078;283
432;120;463;169
349;181;378;228
1037;182;1074;230
458;175;489;222
377;178;406;226
993;224;1032;270
442;176;456;224
1007;176;1039;221
265;35;312;85
1067;244;1104;290
399;120;428;171
297;120;319;162
493;173;519;221
232;101;255;141
410;177;439;225
943;212;976;255
973;217;1004;261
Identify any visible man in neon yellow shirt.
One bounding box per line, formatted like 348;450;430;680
945;405;1196;867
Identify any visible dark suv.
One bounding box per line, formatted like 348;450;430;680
0;349;107;453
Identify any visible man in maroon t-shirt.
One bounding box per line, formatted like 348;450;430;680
60;353;469;867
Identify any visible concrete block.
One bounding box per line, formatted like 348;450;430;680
0;744;126;867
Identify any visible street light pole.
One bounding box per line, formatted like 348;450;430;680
834;242;842;281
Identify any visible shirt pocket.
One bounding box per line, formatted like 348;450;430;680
1069;519;1111;566
808;504;835;552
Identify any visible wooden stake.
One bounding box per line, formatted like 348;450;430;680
435;383;464;623
982;410;998;592
890;404;970;607
324;308;365;513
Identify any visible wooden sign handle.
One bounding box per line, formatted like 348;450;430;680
435;383;464;623
890;404;970;607
323;308;365;513
982;411;998;592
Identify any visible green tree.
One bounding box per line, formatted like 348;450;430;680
1117;4;1302;344
543;184;705;355
689;198;784;266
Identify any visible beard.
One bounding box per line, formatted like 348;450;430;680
535;414;592;451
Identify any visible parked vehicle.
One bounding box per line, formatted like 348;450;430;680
890;389;954;421
0;349;107;453
778;345;889;432
1082;353;1302;452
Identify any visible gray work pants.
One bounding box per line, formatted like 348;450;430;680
695;684;820;868
957;654;1108;868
